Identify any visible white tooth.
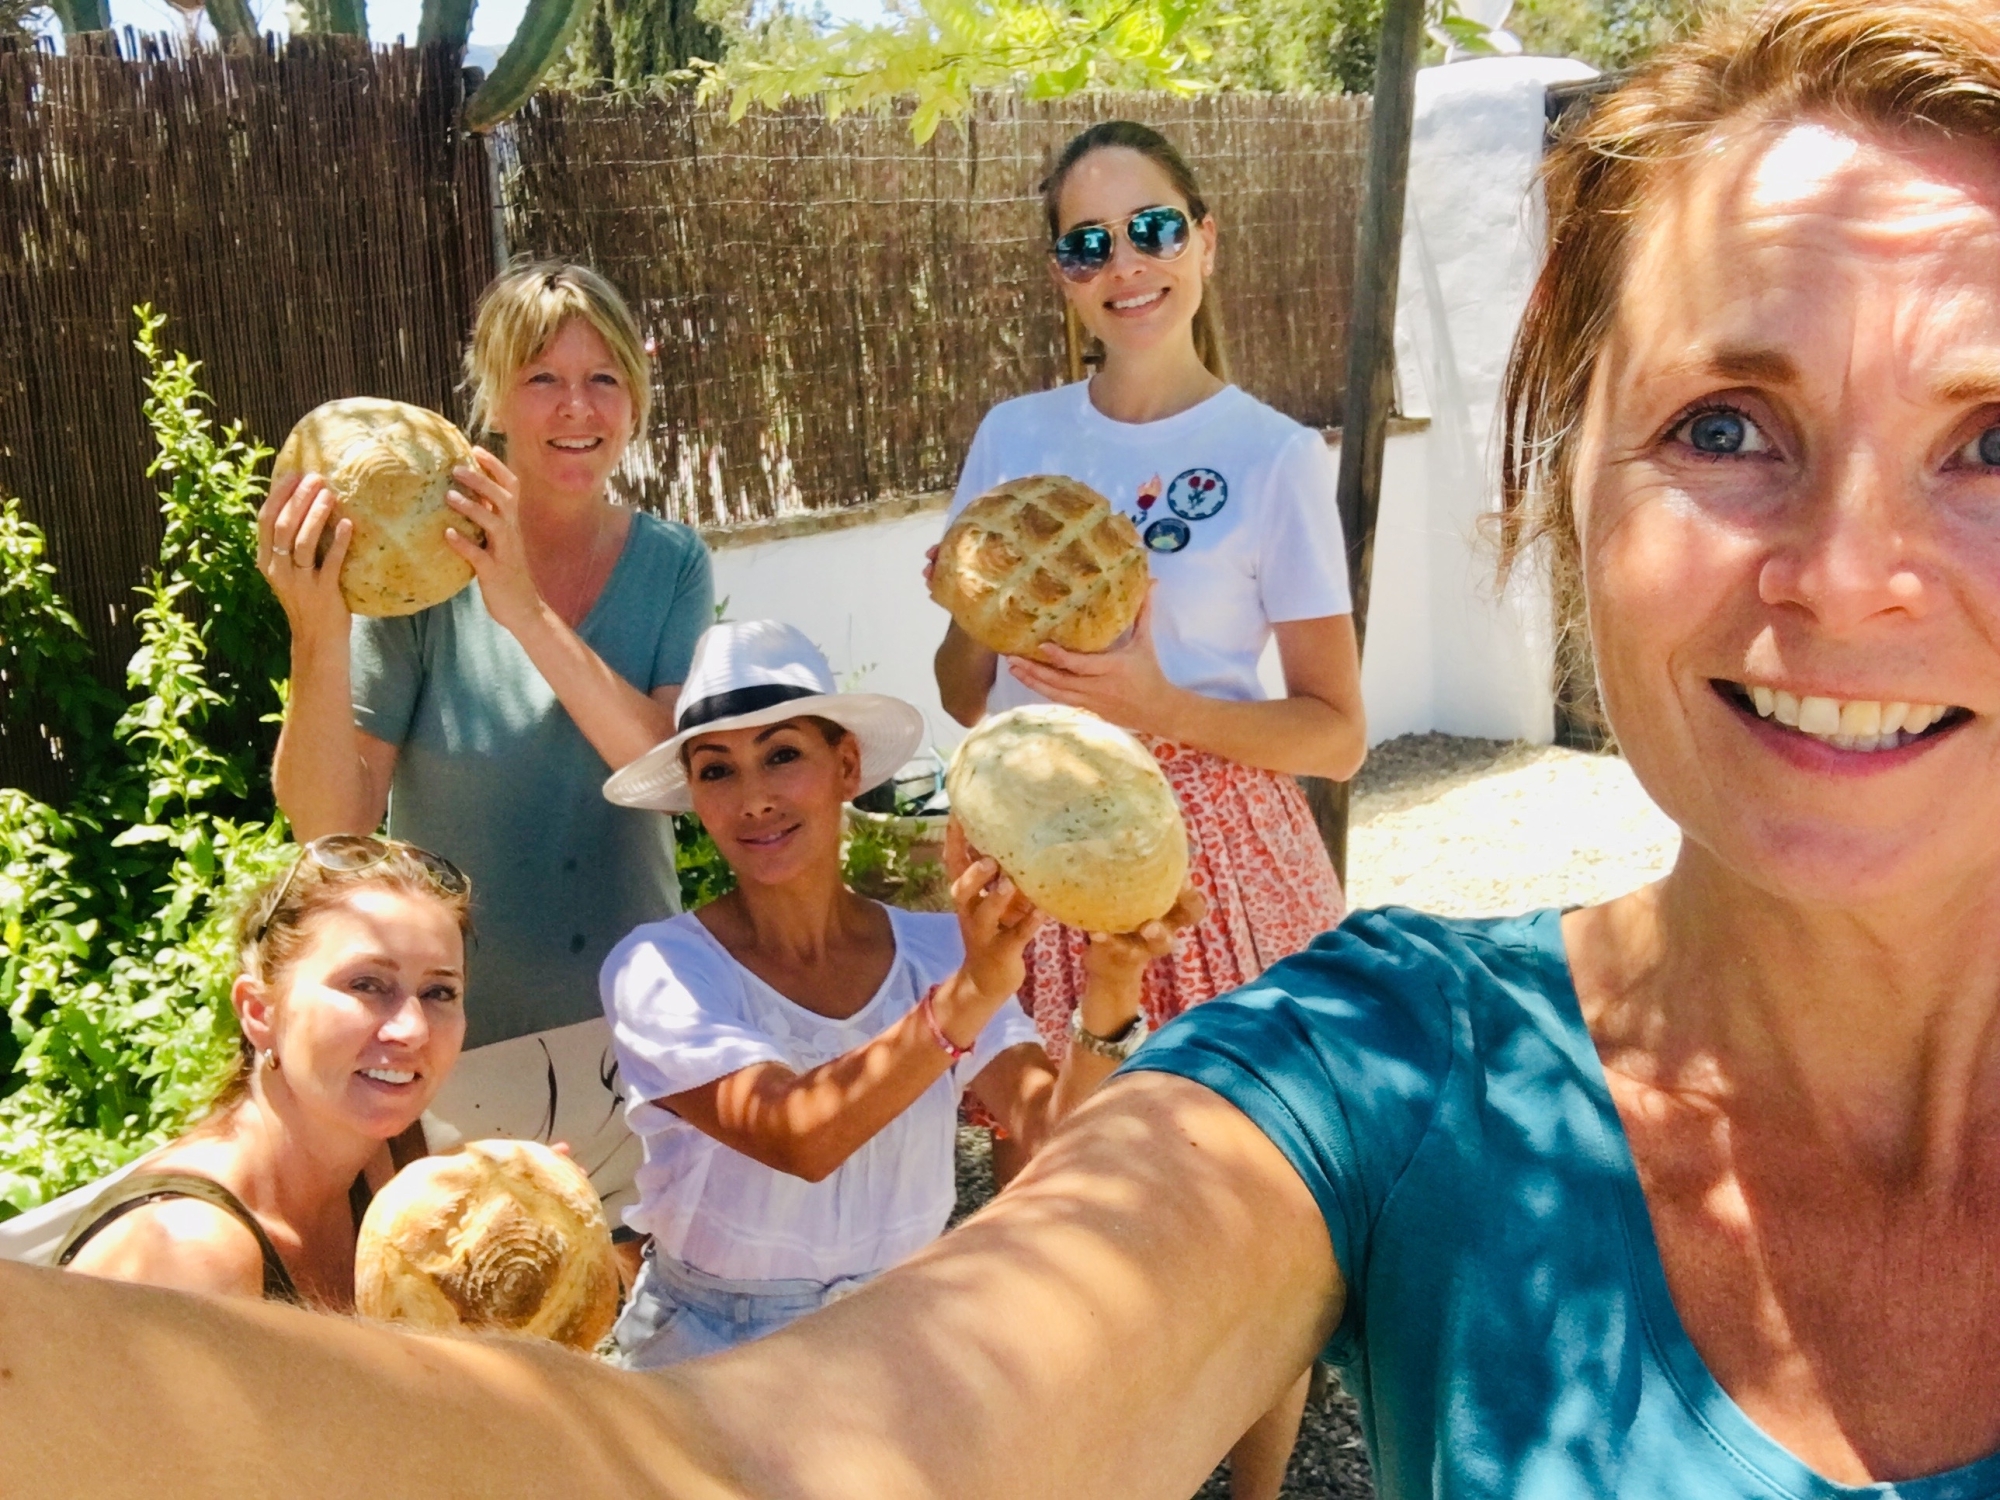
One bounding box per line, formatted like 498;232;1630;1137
1797;696;1841;736
1829;734;1856;750
1879;702;1909;734
1774;690;1801;726
1904;704;1937;735
1750;685;1776;717
1839;700;1881;737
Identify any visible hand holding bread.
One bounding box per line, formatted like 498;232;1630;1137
268;398;483;619
945;705;1189;935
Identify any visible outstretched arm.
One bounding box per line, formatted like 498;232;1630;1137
0;1072;1340;1500
660;858;1043;1183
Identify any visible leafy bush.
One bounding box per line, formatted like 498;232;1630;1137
0;308;292;1219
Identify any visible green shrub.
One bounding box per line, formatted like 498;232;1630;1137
0;307;292;1219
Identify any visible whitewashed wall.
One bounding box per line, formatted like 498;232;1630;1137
709;55;1595;756
1375;53;1600;745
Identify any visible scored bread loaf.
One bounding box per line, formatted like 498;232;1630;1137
930;475;1147;657
271;398;481;618
946;705;1187;934
355;1139;619;1351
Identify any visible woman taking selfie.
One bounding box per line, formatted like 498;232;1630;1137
263;263;713;1210
597;620;1196;1364
56;838;469;1309
17;3;2000;1497
932;120;1367;1496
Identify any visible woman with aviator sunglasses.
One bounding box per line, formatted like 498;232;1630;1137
931;119;1366;1500
47;837;471;1309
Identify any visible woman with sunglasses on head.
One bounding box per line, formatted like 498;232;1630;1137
262;263;713;1216
54;838;470;1309
596;620;1199;1366
932;120;1366;1498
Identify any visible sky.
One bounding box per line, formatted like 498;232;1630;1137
54;0;888;51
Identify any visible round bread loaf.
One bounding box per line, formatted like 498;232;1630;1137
946;705;1187;933
931;475;1147;657
355;1139;619;1351
271;398;481;618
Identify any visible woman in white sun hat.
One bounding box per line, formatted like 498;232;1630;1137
597;620;1199;1366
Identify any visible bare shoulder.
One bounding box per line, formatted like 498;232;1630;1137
64;1197;268;1301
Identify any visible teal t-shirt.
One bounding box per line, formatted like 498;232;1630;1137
350;511;713;1049
1128;908;2000;1500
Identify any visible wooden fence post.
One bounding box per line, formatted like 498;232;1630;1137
1304;0;1427;886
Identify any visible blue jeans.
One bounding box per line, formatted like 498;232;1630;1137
612;1246;876;1369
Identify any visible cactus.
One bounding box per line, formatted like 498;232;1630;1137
204;0;259;44
293;0;368;34
417;0;476;46
463;0;593;131
45;0;113;32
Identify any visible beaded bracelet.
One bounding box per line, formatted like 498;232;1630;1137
918;984;973;1061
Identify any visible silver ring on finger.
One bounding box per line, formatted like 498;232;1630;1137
272;546;292;558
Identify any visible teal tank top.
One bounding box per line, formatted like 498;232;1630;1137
1128;908;2000;1500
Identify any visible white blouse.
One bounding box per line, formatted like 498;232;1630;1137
600;906;1041;1282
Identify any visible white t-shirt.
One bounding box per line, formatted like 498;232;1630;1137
600;906;1041;1282
947;380;1354;715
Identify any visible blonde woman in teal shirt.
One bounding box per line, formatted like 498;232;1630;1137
261;263;712;1214
20;4;2000;1497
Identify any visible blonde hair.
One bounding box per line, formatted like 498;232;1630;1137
1041;121;1231;384
1498;0;2000;654
463;261;653;439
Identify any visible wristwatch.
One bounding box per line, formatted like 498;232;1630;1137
1069;1010;1150;1062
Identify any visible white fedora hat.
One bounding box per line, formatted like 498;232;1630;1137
604;620;926;814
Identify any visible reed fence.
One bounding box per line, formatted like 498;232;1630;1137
503;89;1371;526
0;38;1370;796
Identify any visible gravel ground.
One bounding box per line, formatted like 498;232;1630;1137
951;733;1682;1498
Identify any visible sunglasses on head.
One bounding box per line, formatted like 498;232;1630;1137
1050;205;1194;283
254;834;468;943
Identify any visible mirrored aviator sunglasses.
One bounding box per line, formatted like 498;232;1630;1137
1051;205;1193;283
255;834;468;941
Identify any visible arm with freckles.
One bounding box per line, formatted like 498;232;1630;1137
0;1072;1341;1500
661;860;1044;1184
261;471;398;839
1006;601;1367;781
443;449;699;770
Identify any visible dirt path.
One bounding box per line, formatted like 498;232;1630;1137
956;734;1680;1497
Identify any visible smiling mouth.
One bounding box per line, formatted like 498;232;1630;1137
737;824;800;849
548;437;603;452
1107;288;1167;313
359;1067;417;1086
1715;680;1970;751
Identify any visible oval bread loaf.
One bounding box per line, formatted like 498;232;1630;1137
946;705;1187;934
272;398;481;618
355;1139;619;1351
930;475;1147;657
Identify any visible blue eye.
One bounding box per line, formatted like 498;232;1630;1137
1690;412;1747;453
1673;405;1772;458
1950;424;2000;469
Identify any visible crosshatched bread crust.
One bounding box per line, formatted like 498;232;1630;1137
355;1139;619;1351
272;398;481;618
931;476;1147;656
947;705;1187;934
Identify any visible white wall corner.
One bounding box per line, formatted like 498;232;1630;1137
1375;54;1597;746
